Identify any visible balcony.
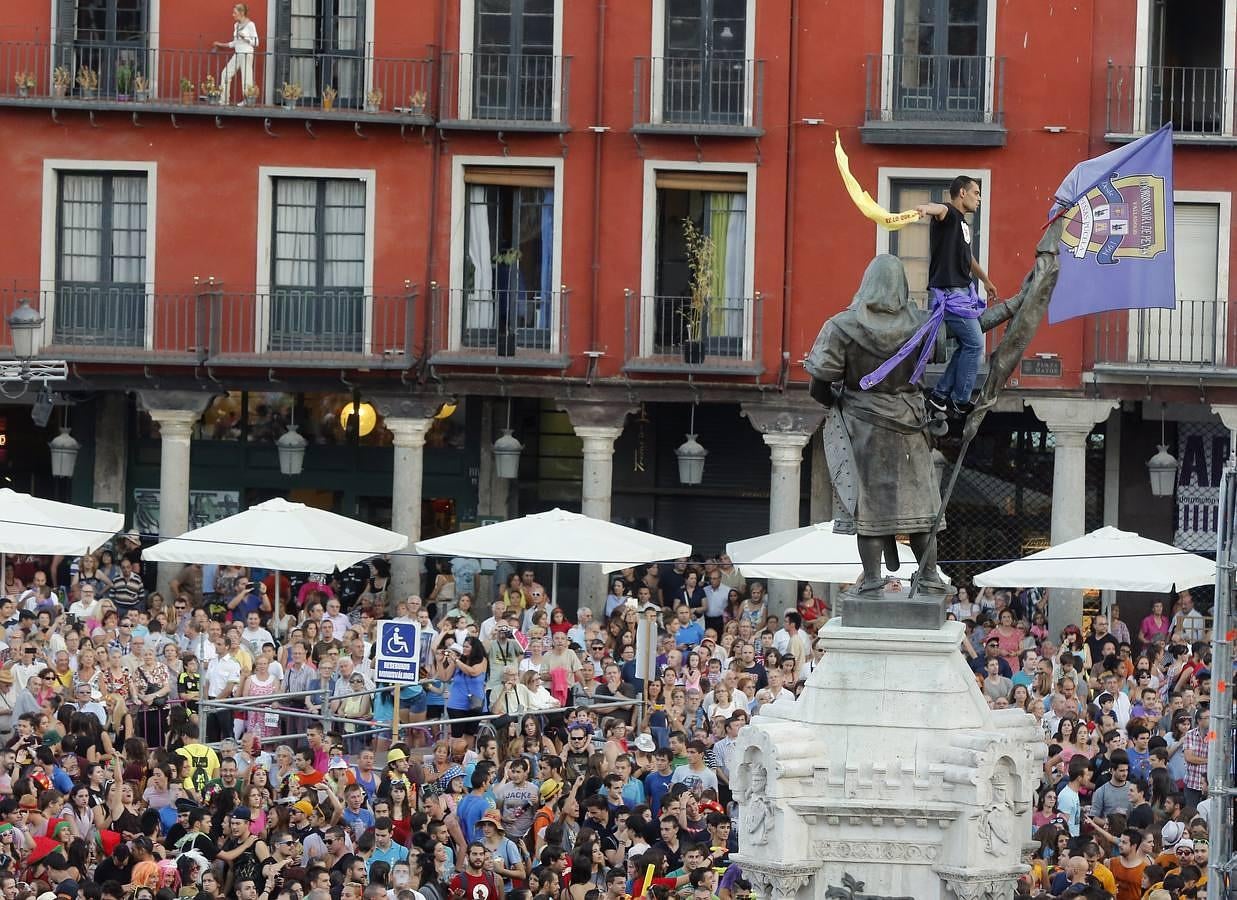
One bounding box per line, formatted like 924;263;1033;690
1105;63;1237;144
428;286;570;368
861;53;1006;146
623;291;763;375
0;40;435;125
1089;300;1236;379
0;287;418;368
631;56;764;137
437;52;570;132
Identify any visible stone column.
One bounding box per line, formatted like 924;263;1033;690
742;404;826;617
386;416;434;607
1211;404;1237;462
562;402;635;615
139;391;211;598
92;393;129;514
1028;398;1118;635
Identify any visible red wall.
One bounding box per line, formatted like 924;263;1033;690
1;0;1231;390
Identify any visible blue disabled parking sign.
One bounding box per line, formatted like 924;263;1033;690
376;620;422;685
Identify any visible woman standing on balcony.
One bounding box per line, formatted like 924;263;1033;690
214;3;259;106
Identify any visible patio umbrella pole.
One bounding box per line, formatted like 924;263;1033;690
552;562;558;611
274;570;280;632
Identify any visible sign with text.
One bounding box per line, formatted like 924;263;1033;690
375;620;422;685
1175;420;1231;552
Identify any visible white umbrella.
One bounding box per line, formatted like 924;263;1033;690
972;525;1214;592
144;497;408;619
415;508;691;600
0;489;124;557
726;521;949;584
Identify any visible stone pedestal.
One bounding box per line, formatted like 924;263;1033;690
735;618;1043;900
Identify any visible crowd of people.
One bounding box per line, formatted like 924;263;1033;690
0;536;1221;900
948;586;1218;900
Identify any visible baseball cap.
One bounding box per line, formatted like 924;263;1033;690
292;800;314;816
55;880;80;898
231;806;252;821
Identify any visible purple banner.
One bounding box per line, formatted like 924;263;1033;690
1048;124;1176;324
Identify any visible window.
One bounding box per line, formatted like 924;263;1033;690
662;0;749;125
270;177;366;351
892;0;987;118
471;0;555;120
887;179;982;304
462;167;556;352
55;0;149;95
1138;201;1223;364
652;171;748;356
274;0;367;106
54;171;148;346
1147;0;1225;132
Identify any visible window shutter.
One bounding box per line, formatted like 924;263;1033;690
654;172;747;192
55;0;77;70
273;0;292;91
465;167;555;188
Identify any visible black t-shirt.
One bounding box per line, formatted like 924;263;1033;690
94;856;133;886
928;206;974;289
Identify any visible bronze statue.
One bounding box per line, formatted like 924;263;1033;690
806;221;1065;609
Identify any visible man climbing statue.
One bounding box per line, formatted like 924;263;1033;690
918;175;998;417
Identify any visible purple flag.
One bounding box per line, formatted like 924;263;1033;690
1048;123;1175;324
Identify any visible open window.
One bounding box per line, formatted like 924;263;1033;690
892;0;987;119
470;0;555;121
886;178;983;305
55;0;150;96
273;0;368;108
661;0;749;126
1147;0;1225;133
462;167;557;354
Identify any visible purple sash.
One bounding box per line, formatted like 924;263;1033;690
860;285;983;390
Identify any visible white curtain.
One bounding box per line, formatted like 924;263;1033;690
110;176;147;284
722;192;746;336
59;175;103;282
466;184;494;328
274;179;318;287
290;0;318;97
323;180;365;288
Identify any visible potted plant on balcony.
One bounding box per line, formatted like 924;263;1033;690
179;76;195;104
52;66;70;98
408;89;427;117
680;217;715;365
133;73;149;102
365;87;383;113
280;82;302;110
321;84;337;111
14;72;35;98
76;65;98;99
243;82;259;106
201;75;223;104
115;62;132;101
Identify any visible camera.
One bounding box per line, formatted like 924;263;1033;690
497;627;513;639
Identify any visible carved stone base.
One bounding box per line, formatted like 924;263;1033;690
838;588;946;630
934;865;1025;900
735;860;817;900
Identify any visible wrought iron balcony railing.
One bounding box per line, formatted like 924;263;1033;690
864;53;1005;125
0;286;419;368
623;290;763;375
1105;62;1235;138
632;56;764;135
428;285;570;368
1090;299;1235;371
437;51;570;131
0;39;434;123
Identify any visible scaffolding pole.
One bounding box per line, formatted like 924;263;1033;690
1210;464;1236;900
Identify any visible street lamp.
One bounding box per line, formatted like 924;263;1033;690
1;298;66;399
493;398;523;479
675;405;708;486
1147;405;1178;498
48;427;80;478
276;426;307;475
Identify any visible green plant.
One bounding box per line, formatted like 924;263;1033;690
201;75;222;98
680;217;716;341
76;66;98;91
179;76;194;93
115;62;132;94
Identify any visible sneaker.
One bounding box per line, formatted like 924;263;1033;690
925;391;948;415
948;399;975;418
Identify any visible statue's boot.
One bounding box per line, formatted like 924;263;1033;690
854;577;887;600
882;535;901;572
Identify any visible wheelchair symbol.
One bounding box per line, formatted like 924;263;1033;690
384;627;412;656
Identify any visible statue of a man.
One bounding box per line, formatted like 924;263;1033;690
805;255;946;600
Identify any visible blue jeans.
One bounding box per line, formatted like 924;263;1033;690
934;314;983;404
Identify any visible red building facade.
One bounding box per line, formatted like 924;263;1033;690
0;0;1231;609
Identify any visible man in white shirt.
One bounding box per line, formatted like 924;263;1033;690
240;611;275;656
324;598;350;640
205;635;242;742
68;584;102;623
1173;590;1207;642
567;608;593;649
770;612;812;681
479;600;507;644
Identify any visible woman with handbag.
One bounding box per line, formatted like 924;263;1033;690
130;647;171;748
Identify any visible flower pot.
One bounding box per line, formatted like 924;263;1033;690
409;103;425;118
116;93;130;102
321;96;335;111
180;89;194;104
52;84;67;98
283;99;298;110
682;340;706;365
134;90;148;102
80;88;97;99
365;101;380;113
17;86;29;98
